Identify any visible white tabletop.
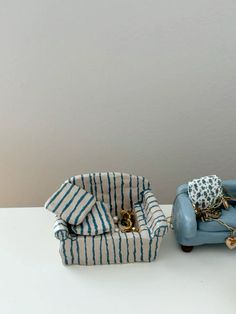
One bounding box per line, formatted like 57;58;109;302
0;206;235;314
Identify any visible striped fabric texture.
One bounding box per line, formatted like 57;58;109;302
45;183;96;225
54;219;69;241
59;229;167;265
66;173;151;216
71;201;114;236
48;172;168;265
139;190;168;236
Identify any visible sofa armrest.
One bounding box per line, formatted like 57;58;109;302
53;219;70;240
172;187;197;239
142;190;168;237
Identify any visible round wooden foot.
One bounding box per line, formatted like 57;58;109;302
181;245;193;253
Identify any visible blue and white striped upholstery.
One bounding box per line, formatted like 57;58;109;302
71;201;114;235
68;172;151;216
140;190;168;235
45;183;96;225
54;219;69;241
49;172;168;265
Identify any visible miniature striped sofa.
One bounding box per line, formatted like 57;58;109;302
46;172;168;265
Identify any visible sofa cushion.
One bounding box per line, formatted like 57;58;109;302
71;201;115;235
198;206;236;232
45;182;96;225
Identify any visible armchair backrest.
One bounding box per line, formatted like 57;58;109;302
69;172;150;216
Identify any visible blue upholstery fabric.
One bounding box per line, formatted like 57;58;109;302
198;206;236;232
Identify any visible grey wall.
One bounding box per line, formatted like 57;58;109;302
1;0;236;207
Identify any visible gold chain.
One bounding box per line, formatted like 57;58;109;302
213;218;236;235
119;209;139;232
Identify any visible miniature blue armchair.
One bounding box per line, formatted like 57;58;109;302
172;179;236;252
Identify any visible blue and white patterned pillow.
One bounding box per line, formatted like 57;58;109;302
45;182;96;225
71;201;115;236
188;175;223;209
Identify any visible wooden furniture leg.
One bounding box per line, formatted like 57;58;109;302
181;245;193;253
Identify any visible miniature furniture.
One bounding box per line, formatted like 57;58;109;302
48;172;168;265
172;179;236;252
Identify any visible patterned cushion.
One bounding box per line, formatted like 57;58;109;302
188;175;222;209
71;201;115;235
45;182;96;225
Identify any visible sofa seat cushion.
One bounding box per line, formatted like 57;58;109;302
198;206;236;232
71;201;115;235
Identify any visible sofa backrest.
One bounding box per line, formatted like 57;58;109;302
69;172;150;216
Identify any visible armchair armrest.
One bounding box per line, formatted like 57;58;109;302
142;190;168;237
53;219;70;241
172;184;197;239
223;179;236;198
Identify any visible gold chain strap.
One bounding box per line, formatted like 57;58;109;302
113;209;139;233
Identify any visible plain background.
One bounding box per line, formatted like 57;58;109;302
0;0;236;207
